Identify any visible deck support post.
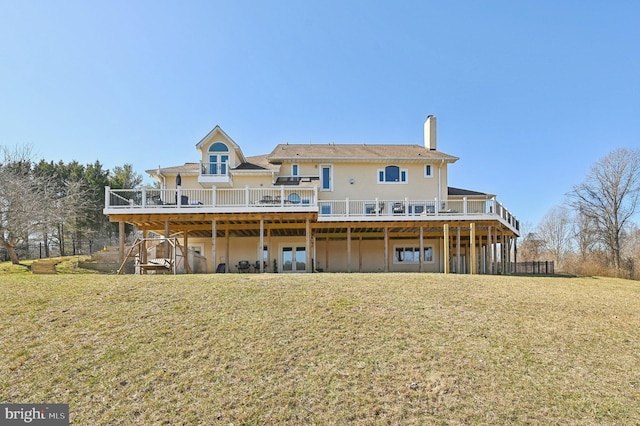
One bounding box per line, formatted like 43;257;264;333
259;219;264;273
443;224;450;274
456;227;461;274
306;218;311;272
212;220;217;272
419;226;424;273
470;223;476;274
119;221;125;264
384;227;389;272
347;227;352;273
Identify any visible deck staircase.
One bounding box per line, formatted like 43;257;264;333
31;259;62;274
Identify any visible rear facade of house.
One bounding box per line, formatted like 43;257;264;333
103;116;520;274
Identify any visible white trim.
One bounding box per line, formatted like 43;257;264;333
377;165;408;184
393;244;435;264
320;164;333;191
424;164;433;178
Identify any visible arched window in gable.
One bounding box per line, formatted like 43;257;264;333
208;142;230;175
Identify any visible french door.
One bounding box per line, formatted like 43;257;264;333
281;246;306;272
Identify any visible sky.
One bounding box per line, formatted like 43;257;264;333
1;1;639;228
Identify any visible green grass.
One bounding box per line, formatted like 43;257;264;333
1;273;640;425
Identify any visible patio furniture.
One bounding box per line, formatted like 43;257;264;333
392;202;405;214
365;202;384;215
236;260;251;273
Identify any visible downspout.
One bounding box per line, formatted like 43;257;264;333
157;165;166;189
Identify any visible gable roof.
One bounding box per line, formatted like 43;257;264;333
266;144;458;163
195;125;247;163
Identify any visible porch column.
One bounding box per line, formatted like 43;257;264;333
259;219;264;273
119;221;125;264
443;224;450;274
225;229;229;271
456;227;461;274
141;230;148;269
358;236;363;272
325;237;329;272
419;226;424;273
306;218;311;273
267;227;272;273
384;227;389;272
164;220;170;259
470;223;477;274
212;220;217;272
183;231;190;274
347;227;352;273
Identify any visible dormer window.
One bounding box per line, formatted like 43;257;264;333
378;165;407;184
208;142;229;175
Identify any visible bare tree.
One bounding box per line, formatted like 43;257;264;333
0;146;50;263
569;148;640;271
537;206;573;264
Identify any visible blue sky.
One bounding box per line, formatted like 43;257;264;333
1;1;639;227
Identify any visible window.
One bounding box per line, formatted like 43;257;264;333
378;165;407;183
208;142;229;175
292;164;299;176
394;246;434;263
425;164;433;178
321;165;332;191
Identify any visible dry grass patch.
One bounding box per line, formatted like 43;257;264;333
1;273;639;424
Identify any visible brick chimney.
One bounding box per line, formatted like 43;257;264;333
424;115;436;151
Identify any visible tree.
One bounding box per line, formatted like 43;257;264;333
569;148;640;271
537;206;573;264
0;146;50;263
109;164;143;189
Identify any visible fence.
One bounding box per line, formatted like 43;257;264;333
514;261;555;275
0;238;119;262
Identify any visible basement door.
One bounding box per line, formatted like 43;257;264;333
281;246;306;272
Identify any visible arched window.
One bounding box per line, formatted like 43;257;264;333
208;142;229;153
208;142;229;175
378;165;407;183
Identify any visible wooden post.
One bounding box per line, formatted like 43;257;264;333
306;218;311;272
358;236;363;272
259;219;264;273
347;227;352;273
183;231;189;274
225;229;229;271
119;221;125;264
470;223;476;274
212;220;217;272
384;226;389;272
456;227;461;274
443;224;450;274
419;226;424;273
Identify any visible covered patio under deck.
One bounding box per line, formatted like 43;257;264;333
108;211;517;275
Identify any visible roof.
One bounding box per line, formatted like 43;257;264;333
266;144;458;163
239;155;280;171
448;186;493;197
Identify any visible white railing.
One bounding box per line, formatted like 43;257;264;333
105;186;318;209
104;188;519;232
200;161;230;176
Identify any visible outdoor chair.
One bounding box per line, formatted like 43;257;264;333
392;202;405;214
236;260;251;273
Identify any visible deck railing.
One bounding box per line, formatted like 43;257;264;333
104;187;519;231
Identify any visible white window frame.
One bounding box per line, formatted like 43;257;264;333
377;165;408;184
320;164;333;191
424;164;433;178
291;164;299;177
393;245;435;264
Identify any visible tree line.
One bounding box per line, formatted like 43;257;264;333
519;148;640;279
0;145;143;264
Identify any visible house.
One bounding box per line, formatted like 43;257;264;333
103;116;519;274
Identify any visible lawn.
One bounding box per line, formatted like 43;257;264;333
1;272;639;425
